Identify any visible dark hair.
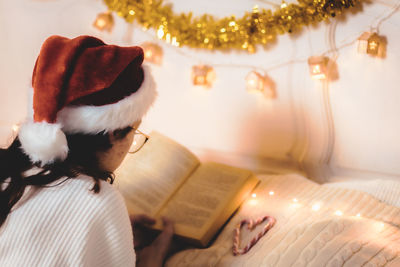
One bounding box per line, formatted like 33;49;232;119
0;127;133;227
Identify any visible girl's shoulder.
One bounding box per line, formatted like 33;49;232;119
1;175;134;266
15;174;125;216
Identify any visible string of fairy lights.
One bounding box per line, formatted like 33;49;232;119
247;190;387;231
92;0;399;99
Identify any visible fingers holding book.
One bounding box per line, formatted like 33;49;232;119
132;214;175;267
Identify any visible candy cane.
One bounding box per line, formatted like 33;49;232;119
232;216;276;256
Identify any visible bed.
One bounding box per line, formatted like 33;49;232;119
165;173;400;266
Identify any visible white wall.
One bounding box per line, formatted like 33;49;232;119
1;0;399;181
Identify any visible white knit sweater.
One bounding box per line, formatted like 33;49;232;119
0;174;136;267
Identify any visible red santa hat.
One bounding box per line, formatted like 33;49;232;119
18;35;157;165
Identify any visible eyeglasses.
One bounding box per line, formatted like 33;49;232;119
128;128;149;154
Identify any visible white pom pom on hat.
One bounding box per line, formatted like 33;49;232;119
19;122;69;164
19;35;157;166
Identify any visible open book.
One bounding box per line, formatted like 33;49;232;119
114;131;259;247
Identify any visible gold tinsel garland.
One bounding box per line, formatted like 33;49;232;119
103;0;360;52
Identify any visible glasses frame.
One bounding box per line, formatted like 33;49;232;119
128;128;150;154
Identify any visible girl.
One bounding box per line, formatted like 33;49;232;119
0;35;173;266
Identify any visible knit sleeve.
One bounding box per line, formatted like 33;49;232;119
83;181;136;267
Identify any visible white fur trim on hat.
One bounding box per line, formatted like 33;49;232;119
57;65;157;134
19;121;69;166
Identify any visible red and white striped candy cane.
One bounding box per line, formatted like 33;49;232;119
232;216;276;256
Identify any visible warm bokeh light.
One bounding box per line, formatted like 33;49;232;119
157;26;165;39
269;191;274;196
357;32;386;58
171;37;180;47
335;210;343;216
12;124;19;132
248;199;258;206
368;41;378;52
141;42;163;65
292;198;298;203
252;193;257;198
308;56;329;80
312;203;321;211
246;71;265;93
93;11;114;32
246;71;276;98
192;65;216;88
375;222;385;232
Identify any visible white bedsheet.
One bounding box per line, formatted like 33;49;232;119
166;174;400;267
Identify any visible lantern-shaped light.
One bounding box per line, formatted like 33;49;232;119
192;65;216;88
246;71;264;92
308;56;329;80
141;42;163;65
93;11;114;32
357;32;386;57
246;71;276;98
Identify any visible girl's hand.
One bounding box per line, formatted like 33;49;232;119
130;214;157;249
130;215;174;267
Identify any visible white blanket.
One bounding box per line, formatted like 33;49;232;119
166;174;400;267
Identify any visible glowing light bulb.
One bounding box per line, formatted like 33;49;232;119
376;222;385;232
171;37;179;46
335;210;343;216
246;71;264;92
269;191;274;196
312;203;321;211
312;65;320;74
96;19;106;28
157;27;165;39
369;41;378;51
93;11;114;32
357;32;385;57
249;199;258;206
308;56;330;80
141;42;163;65
246;71;276;98
251;193;257;198
253;5;259;13
192;65;216;88
12;124;19;132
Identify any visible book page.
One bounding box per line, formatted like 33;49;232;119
114;131;200;216
157;162;257;245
